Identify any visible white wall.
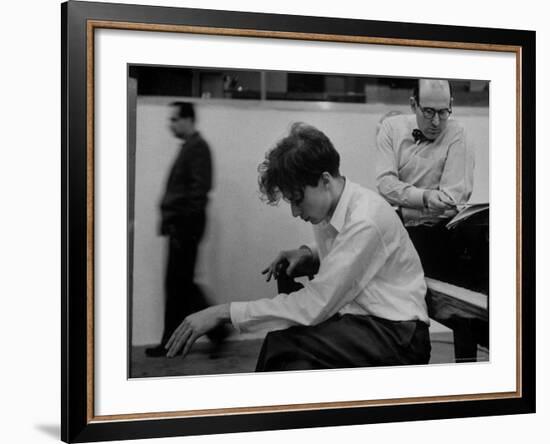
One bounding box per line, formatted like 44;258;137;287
1;1;547;444
132;98;489;345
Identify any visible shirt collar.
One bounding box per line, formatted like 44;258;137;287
328;178;353;233
182;131;199;144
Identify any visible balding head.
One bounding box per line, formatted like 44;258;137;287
410;79;453;140
417;79;452;106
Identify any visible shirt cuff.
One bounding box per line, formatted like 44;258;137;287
229;301;248;333
407;187;426;209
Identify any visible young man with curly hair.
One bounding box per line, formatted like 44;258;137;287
166;123;431;371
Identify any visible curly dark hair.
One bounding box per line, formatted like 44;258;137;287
258;123;341;205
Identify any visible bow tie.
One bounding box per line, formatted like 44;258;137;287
412;129;431;144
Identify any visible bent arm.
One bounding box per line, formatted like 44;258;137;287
231;219;387;333
438;128;475;205
376;120;426;209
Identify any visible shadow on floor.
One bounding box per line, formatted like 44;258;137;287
130;331;488;379
131;338;263;378
34;424;60;440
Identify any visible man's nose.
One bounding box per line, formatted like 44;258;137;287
291;203;300;217
431;113;440;126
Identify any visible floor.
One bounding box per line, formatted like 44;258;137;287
130;331;489;378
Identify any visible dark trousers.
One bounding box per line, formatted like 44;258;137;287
160;233;209;345
255;314;431;372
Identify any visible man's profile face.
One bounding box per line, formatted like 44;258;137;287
288;180;332;225
412;80;452;140
169;107;194;139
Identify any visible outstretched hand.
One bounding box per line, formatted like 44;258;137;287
261;247;312;282
165;304;229;358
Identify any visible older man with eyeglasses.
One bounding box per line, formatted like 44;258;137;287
375;78;475;280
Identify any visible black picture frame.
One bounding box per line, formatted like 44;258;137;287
61;1;536;442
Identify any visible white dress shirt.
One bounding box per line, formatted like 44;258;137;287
376;114;475;226
230;180;429;333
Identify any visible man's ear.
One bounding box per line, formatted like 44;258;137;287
409;96;417;112
320;172;332;186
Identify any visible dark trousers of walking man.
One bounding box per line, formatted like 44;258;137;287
160;225;209;346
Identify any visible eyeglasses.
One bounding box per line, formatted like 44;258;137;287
416;102;452;120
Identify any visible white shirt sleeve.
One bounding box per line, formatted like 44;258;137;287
230;216;388;333
439;127;475;205
376;119;426;209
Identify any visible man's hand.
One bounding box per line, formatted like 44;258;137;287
422;190;456;211
261;247;313;282
165;304;229;358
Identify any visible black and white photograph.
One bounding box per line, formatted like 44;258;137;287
127;66;490;379
59;2;536;441
2;0;545;442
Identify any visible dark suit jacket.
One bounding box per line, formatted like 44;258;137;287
160;132;212;238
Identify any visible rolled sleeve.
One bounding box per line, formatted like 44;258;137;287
230;216;386;332
376;119;426;210
439;127;475;205
407;186;425;208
